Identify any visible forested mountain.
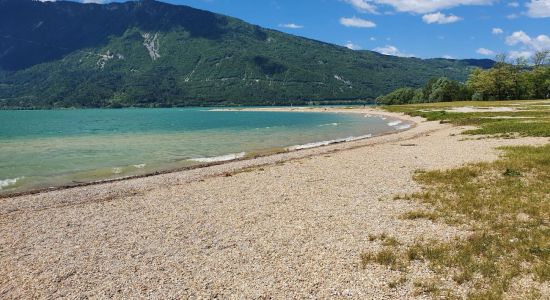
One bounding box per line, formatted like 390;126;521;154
0;0;494;108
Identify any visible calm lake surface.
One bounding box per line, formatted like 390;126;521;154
0;108;410;194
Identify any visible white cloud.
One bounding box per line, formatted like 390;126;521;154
370;37;377;41
505;31;550;51
83;0;105;3
422;12;462;24
343;0;379;13
476;47;495;55
492;27;503;34
344;0;495;14
508;1;520;7
507;13;519;19
509;50;534;60
443;55;454;59
526;0;550;18
340;16;377;28
373;45;414;57
279;23;304;29
345;41;362;50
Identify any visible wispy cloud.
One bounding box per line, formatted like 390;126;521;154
343;0;378;14
343;0;495;14
492;27;503;34
422;12;462;24
340;16;376;28
506;31;550;52
526;0;550;18
476;47;495;55
345;41;362;50
373;45;414;57
278;23;304;29
509;50;534;60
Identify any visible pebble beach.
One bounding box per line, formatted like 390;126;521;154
1;107;548;299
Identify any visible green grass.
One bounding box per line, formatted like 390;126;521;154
361;100;550;298
361;248;401;270
384;100;550;137
388;145;549;298
363;145;549;297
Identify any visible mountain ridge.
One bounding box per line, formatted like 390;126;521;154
0;0;494;108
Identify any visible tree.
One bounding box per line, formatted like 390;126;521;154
377;50;549;105
467;68;494;100
428;77;462;102
532;50;549;66
375;87;422;105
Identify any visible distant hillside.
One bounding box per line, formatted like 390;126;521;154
0;0;494;108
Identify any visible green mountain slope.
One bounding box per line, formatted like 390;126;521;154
0;0;494;108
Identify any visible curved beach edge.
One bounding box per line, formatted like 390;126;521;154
0;107;419;199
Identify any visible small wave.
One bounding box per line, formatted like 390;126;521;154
288;140;336;150
190;152;246;163
133;164;146;169
208;108;234;112
288;134;372;151
112;167;123;174
0;177;23;190
319;123;339;127
395;124;412;130
344;134;373;142
388;120;403;126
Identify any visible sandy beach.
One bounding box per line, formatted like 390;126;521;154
1;107;548;299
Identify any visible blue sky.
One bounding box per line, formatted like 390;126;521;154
72;0;549;59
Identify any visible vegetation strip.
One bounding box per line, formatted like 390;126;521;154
361;100;550;298
376;51;549;105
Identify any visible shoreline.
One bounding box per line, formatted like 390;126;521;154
0;107;415;199
1;106;548;298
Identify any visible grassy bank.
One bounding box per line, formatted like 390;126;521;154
361;100;550;298
384;100;550;137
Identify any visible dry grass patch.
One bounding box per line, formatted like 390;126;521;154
389;145;549;298
400;210;439;221
363;145;549;298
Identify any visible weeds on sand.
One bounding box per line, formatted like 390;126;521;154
388;276;407;289
370;100;550;298
413;280;440;296
368;145;550;298
400;210;439;221
361;248;402;270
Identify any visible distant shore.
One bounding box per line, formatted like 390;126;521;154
1;106;547;298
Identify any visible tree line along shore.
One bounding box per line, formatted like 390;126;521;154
377;50;550;105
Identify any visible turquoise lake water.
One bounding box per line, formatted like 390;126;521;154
0;108;410;194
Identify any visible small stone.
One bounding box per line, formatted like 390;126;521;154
516;213;530;222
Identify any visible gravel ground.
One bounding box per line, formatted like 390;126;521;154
0;108;548;299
